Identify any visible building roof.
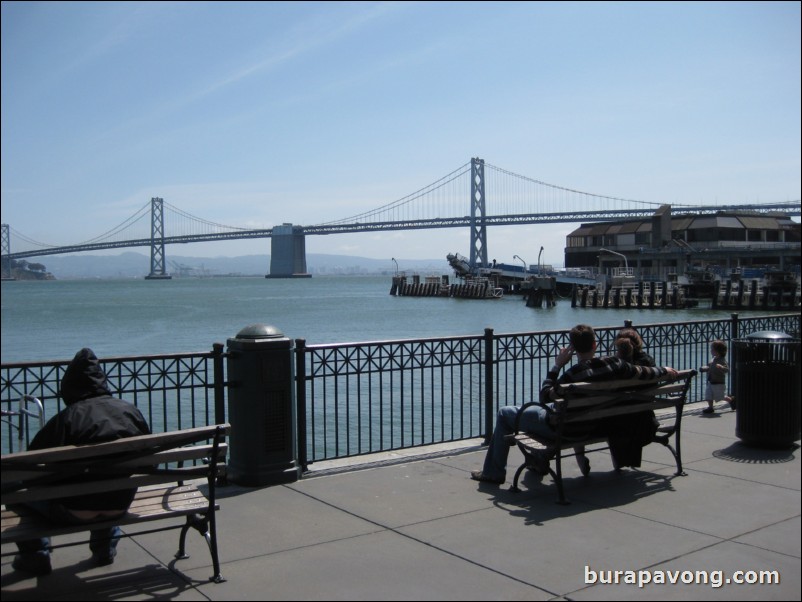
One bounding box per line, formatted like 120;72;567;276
568;210;793;237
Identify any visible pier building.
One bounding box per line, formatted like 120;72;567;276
564;205;800;279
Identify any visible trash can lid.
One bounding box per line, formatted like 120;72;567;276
745;330;793;341
235;323;285;340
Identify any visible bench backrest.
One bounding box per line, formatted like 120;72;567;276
552;370;696;425
1;424;230;506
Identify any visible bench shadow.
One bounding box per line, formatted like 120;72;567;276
485;467;679;526
0;560;200;601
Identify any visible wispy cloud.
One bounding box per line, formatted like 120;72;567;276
86;3;408;147
186;3;406;106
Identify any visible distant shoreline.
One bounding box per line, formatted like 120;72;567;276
19;251;449;280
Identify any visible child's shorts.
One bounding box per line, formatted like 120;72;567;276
706;382;726;402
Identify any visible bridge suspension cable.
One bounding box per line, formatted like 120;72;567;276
6;226;60;251
316;161;472;226
72;200;152;246
162;201;252;236
483;162;690;217
311;160;704;230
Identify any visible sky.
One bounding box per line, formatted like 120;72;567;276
1;1;800;268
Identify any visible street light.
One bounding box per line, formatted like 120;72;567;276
513;255;527;272
599;248;628;270
391;257;398;274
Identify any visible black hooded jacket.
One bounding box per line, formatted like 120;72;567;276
29;348;151;510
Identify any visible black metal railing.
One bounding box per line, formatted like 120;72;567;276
3;314;799;464
1;344;226;454
296;313;800;467
295;334;486;466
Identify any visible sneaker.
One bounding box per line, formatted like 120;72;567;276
12;553;52;576
92;548;117;567
702;407;715;414
470;470;504;485
92;553;115;566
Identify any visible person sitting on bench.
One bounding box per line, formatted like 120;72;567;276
10;348;151;576
471;324;677;485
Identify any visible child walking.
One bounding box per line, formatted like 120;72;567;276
701;340;730;414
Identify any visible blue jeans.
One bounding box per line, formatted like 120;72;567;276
13;500;123;560
482;403;554;481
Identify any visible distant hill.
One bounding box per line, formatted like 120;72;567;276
38;252;451;279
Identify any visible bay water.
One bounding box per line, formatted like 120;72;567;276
1;275;741;364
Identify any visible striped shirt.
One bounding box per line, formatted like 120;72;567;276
540;356;668;403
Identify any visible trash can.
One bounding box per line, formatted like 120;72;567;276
226;324;300;486
733;331;801;448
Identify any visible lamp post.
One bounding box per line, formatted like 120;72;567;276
513;255;527;273
391;257;398;275
599;248;628;270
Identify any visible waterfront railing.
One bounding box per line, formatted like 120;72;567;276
2;314;799;463
1;345;226;454
295;313;800;467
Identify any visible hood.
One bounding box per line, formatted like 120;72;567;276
60;348;112;405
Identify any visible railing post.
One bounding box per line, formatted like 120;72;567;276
483;327;495;445
731;313;740;341
212;342;226;426
295;338;308;472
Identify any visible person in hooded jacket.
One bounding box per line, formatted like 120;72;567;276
11;348;151;576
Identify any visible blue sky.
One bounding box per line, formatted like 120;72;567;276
2;1;800;267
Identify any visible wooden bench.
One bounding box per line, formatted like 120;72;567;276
1;423;229;583
506;370;696;504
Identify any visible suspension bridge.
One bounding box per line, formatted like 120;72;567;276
2;158;798;279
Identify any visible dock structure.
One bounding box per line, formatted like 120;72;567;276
390;274;502;299
569;271;801;311
711;273;801;310
521;276;558;308
570;280;694;310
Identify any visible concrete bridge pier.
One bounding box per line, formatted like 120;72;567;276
267;224;311;278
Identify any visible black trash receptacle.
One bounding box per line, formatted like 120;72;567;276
226;324;300;486
733;331;801;448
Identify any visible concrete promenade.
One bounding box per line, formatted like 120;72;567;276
2;402;800;600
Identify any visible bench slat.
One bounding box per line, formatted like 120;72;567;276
1;425;229;467
2;484;216;544
566;401;678;423
557;398;680;424
1;444;227;483
558;383;689;408
2;466;222;506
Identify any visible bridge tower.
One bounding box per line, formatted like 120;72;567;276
267;224;311;278
469;157;488;270
145;197;172;280
1;224;14;280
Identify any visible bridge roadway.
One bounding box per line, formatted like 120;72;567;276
5;203;799;261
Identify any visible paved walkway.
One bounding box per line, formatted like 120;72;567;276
2;403;800;600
